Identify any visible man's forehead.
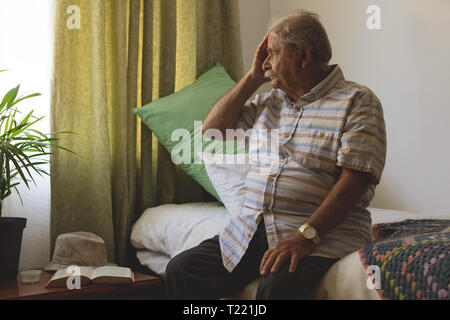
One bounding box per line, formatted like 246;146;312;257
267;32;281;50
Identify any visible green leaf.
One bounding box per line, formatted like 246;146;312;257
12;185;24;205
6;143;40;180
28;129;50;139
7;108;18;133
3;114;43;138
10;93;41;108
51;144;76;154
5;152;11;191
0;85;20;111
1;148;29;189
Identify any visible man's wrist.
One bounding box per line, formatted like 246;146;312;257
295;231;317;249
246;70;267;88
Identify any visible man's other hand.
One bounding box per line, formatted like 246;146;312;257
259;231;316;275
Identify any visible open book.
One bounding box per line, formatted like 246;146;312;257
45;266;134;288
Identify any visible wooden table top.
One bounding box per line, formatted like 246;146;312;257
0;270;161;300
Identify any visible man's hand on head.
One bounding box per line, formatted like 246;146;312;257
259;231;316;276
249;33;270;86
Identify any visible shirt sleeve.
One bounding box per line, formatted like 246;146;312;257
233;92;270;131
336;87;387;185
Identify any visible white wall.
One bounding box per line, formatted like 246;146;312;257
238;0;272;94
240;0;450;215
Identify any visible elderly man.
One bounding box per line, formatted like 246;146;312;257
165;10;386;299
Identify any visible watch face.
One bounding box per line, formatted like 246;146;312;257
303;226;317;239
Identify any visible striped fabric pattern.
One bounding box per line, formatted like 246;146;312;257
219;65;387;272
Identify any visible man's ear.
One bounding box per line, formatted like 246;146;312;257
301;48;312;69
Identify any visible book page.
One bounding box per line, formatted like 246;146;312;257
46;266;94;288
91;266;132;279
50;266;94;281
78;266;95;279
49;269;69;282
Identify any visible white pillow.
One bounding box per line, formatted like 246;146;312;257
200;152;250;217
130;202;230;257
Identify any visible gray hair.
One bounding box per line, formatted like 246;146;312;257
268;10;332;64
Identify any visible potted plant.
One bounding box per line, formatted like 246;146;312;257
0;70;71;283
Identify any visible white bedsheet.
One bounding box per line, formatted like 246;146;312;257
136;250;170;277
132;204;449;299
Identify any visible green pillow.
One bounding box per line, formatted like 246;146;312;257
133;63;246;202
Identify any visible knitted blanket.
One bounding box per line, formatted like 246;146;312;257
359;219;450;300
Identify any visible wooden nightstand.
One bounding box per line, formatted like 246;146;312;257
0;270;163;300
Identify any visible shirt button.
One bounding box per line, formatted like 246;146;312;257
247;232;252;238
283;133;290;138
267;176;274;182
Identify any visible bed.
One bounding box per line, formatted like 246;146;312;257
130;202;449;300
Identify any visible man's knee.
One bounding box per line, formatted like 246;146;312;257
256;273;315;300
256;273;284;300
256;263;301;300
256;257;338;300
165;251;189;282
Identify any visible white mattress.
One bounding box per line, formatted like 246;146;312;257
134;205;449;300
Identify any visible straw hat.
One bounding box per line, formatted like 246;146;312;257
44;232;116;272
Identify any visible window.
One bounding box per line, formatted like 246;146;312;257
0;0;53;269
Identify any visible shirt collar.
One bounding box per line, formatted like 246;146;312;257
282;64;344;104
309;64;344;100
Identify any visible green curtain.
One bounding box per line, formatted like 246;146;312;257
51;0;243;266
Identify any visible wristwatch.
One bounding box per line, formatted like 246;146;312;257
298;223;320;245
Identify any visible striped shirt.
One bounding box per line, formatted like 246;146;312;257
219;64;387;272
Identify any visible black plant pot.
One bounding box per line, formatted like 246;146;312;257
0;217;27;283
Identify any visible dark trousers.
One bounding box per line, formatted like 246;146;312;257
165;220;338;299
